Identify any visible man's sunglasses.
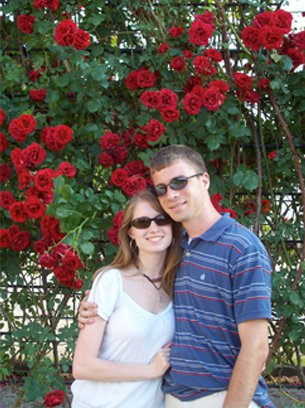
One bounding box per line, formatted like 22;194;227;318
154;173;203;197
130;214;172;229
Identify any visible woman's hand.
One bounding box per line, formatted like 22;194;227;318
78;290;98;329
148;343;171;378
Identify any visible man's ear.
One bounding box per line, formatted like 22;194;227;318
202;172;210;190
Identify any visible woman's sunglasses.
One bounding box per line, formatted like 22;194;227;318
154;173;203;197
130;214;172;229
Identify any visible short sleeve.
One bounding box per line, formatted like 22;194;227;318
88;268;122;321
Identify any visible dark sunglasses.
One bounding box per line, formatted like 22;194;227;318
130;214;172;229
154;173;203;197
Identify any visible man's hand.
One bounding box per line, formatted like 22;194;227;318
78;290;98;329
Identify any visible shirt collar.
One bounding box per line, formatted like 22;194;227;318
182;213;235;244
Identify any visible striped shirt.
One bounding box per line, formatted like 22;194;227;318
163;214;275;408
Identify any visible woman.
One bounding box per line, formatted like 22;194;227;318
71;190;182;408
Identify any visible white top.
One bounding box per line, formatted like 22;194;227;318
71;268;174;408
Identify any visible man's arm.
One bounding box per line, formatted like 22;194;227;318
222;319;269;408
77;290;98;329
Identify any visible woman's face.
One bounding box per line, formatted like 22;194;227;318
128;200;173;255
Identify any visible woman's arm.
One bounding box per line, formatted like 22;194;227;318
72;315;171;382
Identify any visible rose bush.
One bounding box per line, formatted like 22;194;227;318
0;0;304;404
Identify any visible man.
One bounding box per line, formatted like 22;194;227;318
78;145;274;408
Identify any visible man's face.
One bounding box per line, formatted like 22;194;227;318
150;159;209;225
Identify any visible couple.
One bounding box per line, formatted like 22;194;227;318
72;145;275;408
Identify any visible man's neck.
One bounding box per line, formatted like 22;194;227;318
184;209;222;239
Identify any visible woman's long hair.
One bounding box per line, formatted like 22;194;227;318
95;190;182;297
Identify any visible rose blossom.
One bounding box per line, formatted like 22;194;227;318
0;229;11;249
61;250;83;272
73;28;90;50
158;88;178;111
209;79;230;94
33;0;60;11
98;152;115;167
202;86;226;112
9;114;36;143
188;19;214;46
0;132;9;152
0;163;11;182
41;215;63;242
54;266;76;286
34;238;51;254
18;170;32;190
183;75;202;94
54;19;77;47
29;89;47;102
122;175;147;197
100;131;120;150
161;107;180;123
140;90;161;109
146;119;166;142
203;48;223;62
195;11;215;25
168;27;184;37
125;70;139;91
124;160;148;176
294;31;305;50
183;50;194;59
136;68;157;89
253;11;273;29
0;191;15;210
233;72;253;90
39;252;59;269
242;26;261;51
258;78;271;92
193;56;216;76
273;9;292;34
57;161;76;178
10;230;31;251
110;168;128;187
0;108;6;126
24;198;46;219
170;56;186;72
182;93;202;115
23;142;47;168
9;201;28;223
133;133;149;150
34;168;55;192
17;14;35;34
267;150;277;160
157;42;170;54
259;26;284;50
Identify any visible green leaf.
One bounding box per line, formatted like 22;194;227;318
87;99;101;113
80;242;95;255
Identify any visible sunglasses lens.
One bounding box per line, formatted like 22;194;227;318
170;177;188;190
155;215;171;226
131;217;150;229
154;185;167;197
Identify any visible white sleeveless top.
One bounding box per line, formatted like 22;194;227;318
71;268;174;408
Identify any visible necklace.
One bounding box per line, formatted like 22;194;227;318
141;273;163;291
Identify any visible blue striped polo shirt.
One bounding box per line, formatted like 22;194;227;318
163;213;274;408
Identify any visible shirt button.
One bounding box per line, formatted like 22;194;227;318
185;251;191;257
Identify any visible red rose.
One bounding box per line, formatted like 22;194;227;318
191;85;206;100
73;28;90;50
23;142;47;168
98;152;115;167
0;108;6;126
136;68;157;89
29;68;43;82
209;79;230;93
168;27;184;37
41;215;63;242
18;170;32;190
39;252;59;269
29;89;47;102
233;72;253;90
283;48;305;69
17;14;35;34
258;78;271;92
193;56;216;76
236;89;260;104
183;50;194;59
170;56;186;72
0;163;11;182
161;107;180;123
203;48;223;62
273;9;292;34
157;42;170;54
26;186;54;205
24;198;46;219
294;31;305;50
146;119;166;142
53;125;73;149
182;92;202;115
261;199;271;214
54;266;76;286
124;160;147;176
259;26;284;50
107;225;120;246
241;26;261;51
0;132;9;152
9;114;36;143
61;250;83;272
0;191;15;210
113;209;124;227
111;146;128;164
121;175;147;196
202;86;225;112
9;201;28;223
188;19;214;46
267;150;277;160
34;238;51;254
0;229;11;249
140;90;161;109
10;230;31;251
183;76;202;94
158;88;178;111
57;161;76;178
100;131;120;150
133;133;149;149
54;19;77;47
125;70;139;91
33;0;59;9
110;168;128;187
253;11;273;29
71;278;83;290
11;148;26;172
34;168;55;192
195;11;215;26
